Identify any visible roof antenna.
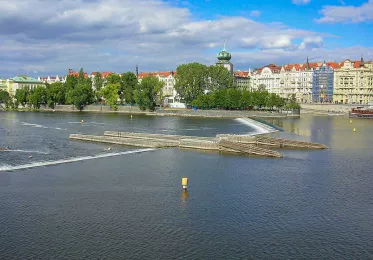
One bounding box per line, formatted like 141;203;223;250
223;40;226;51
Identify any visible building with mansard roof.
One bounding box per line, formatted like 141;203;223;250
333;58;373;104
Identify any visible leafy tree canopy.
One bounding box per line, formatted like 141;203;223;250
134;76;164;111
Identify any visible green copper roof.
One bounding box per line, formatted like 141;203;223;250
9;75;43;83
217;41;232;61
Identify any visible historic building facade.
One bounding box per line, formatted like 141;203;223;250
333;58;373;104
0;78;7;91
312;62;335;103
233;71;252;90
251;64;282;94
6;76;45;96
38;75;66;84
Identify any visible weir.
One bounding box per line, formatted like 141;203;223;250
69;130;328;158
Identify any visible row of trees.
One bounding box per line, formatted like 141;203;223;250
191;88;287;110
1;69;164;111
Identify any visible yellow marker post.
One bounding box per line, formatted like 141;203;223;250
182;177;188;190
353;128;356;132
131;115;133;119
350;120;352;123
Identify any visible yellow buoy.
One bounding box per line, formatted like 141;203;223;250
353;128;356;132
130;115;133;119
350;120;352;123
81;120;84;123
182;177;188;190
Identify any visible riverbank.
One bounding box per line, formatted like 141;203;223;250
300;103;364;114
0;104;300;119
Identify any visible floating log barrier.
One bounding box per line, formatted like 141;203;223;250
218;139;283;158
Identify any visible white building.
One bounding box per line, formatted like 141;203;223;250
38;75;66;84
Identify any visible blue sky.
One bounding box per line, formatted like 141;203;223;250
0;0;372;77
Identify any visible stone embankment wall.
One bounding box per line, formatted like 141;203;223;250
301;104;365;113
155;109;299;118
8;104;299;118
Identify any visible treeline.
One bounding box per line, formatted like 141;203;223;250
0;69;164;111
174;62;300;110
1;63;302;112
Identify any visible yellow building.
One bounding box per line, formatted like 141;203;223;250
6;75;45;96
0;78;7;91
333;59;373;104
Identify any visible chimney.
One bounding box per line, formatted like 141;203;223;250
136;64;139;78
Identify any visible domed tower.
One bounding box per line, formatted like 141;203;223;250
216;41;234;73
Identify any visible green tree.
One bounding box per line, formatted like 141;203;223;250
64;75;78;104
65;68;94;110
67;83;94;111
93;72;104;102
191;94;215;109
213;89;227;109
174;62;208;105
15;88;29;107
207;65;234;92
253;89;269;108
47;82;66;108
266;93;278;110
225;88;241;109
121;72;137;105
240;90;254;109
100;83;120;109
0;90;10;107
28;86;47;109
134;76;164;111
106;73;121;85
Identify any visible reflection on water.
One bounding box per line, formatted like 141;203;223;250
181;190;189;201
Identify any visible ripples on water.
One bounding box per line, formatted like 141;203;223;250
1;111;373;259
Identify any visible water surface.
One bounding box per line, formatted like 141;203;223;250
0;111;372;259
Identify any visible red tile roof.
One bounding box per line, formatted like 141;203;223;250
68;71;88;78
234;71;249;77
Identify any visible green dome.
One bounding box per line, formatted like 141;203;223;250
217;49;231;61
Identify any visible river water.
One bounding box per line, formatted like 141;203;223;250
0;111;372;259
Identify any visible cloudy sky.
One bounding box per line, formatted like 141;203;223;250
1;0;373;77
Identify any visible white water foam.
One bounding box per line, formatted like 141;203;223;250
0;148;155;172
235;118;278;135
21;122;67;131
2;150;49;155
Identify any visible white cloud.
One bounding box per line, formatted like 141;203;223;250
315;0;373;23
292;0;310;5
299;36;323;49
0;0;369;77
249;10;261;17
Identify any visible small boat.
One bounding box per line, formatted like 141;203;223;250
349;106;373;119
0;147;9;151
